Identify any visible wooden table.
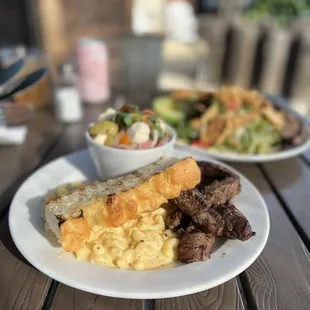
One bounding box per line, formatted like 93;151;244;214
1;100;310;310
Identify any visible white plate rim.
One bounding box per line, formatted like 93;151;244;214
8;149;270;299
176;138;310;163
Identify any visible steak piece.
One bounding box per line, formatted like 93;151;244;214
179;225;215;263
197;161;241;206
291;123;310;146
171;190;224;235
280;110;301;140
171;188;206;216
171;162;244;237
280;110;310;147
215;203;256;241
193;208;224;236
165;209;190;232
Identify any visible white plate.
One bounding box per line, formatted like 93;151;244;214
9;149;269;299
176;139;310;163
178;95;310;163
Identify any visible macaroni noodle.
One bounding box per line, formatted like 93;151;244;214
75;207;179;270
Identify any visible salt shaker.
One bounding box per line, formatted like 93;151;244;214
55;63;83;123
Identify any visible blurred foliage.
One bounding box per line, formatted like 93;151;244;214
246;0;310;26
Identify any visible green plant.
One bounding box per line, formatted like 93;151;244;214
246;0;310;26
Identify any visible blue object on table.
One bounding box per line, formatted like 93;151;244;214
0;59;25;98
198;0;255;13
0;67;48;101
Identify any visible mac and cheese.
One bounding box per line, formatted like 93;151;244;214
75;207;179;270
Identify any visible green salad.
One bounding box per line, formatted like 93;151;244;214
153;87;286;155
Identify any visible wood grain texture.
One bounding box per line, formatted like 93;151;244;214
155;279;245;310
37;110;98;166
51;284;143;310
225;19;260;88
261;158;310;240
198;16;229;86
0;111;61;213
231;162;310;310
218;0;244;16
37;0;70;72
0;111;60;309
0;216;51;310
259;28;292;95
65;0;125;31
290;31;310;101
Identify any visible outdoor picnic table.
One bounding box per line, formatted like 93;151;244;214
1;94;310;310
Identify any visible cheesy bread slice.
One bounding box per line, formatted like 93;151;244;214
44;157;201;252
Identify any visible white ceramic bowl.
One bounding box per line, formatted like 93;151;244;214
85;124;176;180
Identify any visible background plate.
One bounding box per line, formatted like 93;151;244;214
176;95;310;163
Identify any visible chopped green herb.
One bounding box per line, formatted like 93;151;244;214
123;113;134;127
176;124;199;142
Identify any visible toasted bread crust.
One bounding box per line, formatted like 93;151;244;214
45;157;201;252
88;157;200;228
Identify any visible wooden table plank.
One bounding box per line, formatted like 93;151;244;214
50;284;143;310
155;279;245;310
0;111;61;310
42;123;87;162
0;111;62;215
230;163;310;310
0;216;51;310
36;104;105;165
261;158;310;242
0;118;93;310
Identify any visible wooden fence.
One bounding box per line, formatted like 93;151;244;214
198;14;310;106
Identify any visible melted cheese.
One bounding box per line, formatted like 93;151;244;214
75;207;179;270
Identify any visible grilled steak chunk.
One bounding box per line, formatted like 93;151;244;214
280;110;301;140
171;189;206;216
197;161;228;185
171;162;253;247
291;123;310;146
280;110;310;147
197;161;241;206
179;225;215;263
215;203;255;241
172;162;241;213
171;189;224;235
165;209;190;232
193;208;224;236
